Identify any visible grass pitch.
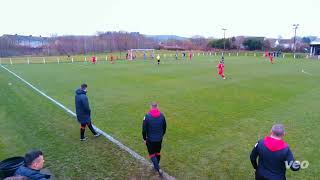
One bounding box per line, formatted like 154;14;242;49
1;55;319;179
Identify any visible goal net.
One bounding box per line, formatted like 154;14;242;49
128;49;155;60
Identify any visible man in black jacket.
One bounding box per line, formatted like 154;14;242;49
250;124;300;180
75;83;100;141
142;102;167;176
15;150;51;179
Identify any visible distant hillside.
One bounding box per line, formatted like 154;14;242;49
144;35;188;41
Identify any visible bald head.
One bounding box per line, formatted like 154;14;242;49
271;124;285;137
151;102;158;109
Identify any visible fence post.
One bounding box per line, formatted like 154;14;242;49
293;54;296;59
283;54;285;58
254;53;256;57
27;58;30;64
43;58;46;64
237;52;239;56
72;57;74;63
229;53;231;56
85;57;87;62
10;58;12;65
106;56;108;61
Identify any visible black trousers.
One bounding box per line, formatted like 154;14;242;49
146;140;162;171
146;140;162;169
80;121;97;139
146;141;162;157
255;171;269;180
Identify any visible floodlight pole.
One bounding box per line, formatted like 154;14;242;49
222;28;227;50
293;24;299;56
84;38;87;55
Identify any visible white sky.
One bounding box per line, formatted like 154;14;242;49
0;0;319;38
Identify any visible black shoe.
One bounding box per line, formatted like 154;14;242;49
80;137;88;141
158;169;163;177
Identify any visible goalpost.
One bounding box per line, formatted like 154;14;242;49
128;49;155;60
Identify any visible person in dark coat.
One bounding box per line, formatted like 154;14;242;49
15;150;51;180
250;124;300;180
75;83;100;141
142;102;167;176
4;176;27;180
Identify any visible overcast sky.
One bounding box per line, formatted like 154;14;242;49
0;0;319;38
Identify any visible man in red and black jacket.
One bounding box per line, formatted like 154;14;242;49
250;124;300;180
142;102;167;176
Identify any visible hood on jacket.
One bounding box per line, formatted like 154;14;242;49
76;88;86;95
264;136;288;152
148;108;161;118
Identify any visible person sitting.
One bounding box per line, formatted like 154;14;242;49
15;150;51;179
4;176;27;180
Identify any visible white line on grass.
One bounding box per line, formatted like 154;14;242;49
301;69;312;76
0;65;174;180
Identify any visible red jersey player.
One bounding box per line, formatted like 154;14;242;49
92;56;97;64
269;54;274;64
110;54;114;64
265;51;269;57
189;52;193;60
217;57;225;79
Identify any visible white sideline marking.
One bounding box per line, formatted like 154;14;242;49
301;69;312;76
0;64;174;180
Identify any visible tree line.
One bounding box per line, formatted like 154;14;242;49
208;36;314;52
0;32;315;57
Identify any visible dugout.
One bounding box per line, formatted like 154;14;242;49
310;40;320;56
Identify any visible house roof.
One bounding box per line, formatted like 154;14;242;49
310;39;320;45
2;34;48;42
278;39;293;44
266;38;277;44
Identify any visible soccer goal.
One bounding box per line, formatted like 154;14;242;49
128;49;155;60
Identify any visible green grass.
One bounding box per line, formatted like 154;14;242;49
0;50;308;65
1;55;320;179
0;68;160;179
